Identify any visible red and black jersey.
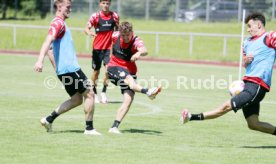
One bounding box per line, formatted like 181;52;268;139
112;35;138;61
87;11;119;50
108;31;145;75
95;12;116;34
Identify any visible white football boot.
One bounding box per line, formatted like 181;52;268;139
100;92;108;104
84;129;102;135
40;117;52;132
180;109;191;124
146;86;162;100
108;127;122;134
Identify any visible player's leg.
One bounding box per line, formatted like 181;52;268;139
245;114;276;135
76;69;101;135
181;81;257;124
181;100;232;123
109;90;135;134
82;89;101;135
100;50;110;103
241;83;276;135
123;74;161;99
40;72;84;132
243;99;276;135
91;50;102;103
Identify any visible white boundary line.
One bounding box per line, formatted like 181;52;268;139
94;101;163;118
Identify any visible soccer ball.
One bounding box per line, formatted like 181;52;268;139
229;80;245;97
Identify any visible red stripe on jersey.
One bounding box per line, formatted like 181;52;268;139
243;76;270;91
48;16;65;39
266;31;276;48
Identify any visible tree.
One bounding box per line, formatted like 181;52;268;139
1;0;8;19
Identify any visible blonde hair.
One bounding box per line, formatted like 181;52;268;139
54;0;72;10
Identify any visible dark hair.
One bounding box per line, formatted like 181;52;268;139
245;12;266;26
119;22;133;33
100;0;111;2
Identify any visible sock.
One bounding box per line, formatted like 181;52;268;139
85;121;94;130
141;88;148;94
273;128;276;135
102;85;108;93
46;111;59;123
190;113;204;121
112;120;121;128
92;86;97;94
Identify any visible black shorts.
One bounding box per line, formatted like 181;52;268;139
57;69;91;97
92;50;110;70
230;81;267;118
107;66;137;94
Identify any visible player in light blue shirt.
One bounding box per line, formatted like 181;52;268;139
181;12;276;136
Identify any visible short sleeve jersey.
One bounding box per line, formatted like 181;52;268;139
87;11;119;50
108;31;145;74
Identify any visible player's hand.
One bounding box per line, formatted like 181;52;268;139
34;61;43;72
243;54;254;67
89;32;96;37
244;54;254;64
130;53;140;62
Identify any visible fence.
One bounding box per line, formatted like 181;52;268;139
44;0;276;22
0;23;242;58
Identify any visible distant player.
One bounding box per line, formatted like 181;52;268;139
84;0;119;103
181;12;276;136
107;21;161;134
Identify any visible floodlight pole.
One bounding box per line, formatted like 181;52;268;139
238;9;246;80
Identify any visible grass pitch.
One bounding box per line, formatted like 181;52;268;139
0;54;276;163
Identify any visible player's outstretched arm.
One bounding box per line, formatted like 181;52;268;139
130;47;148;62
47;48;56;70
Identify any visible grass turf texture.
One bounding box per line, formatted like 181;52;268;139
0;54;276;163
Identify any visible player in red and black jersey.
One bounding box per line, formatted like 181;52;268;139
107;22;161;134
84;0;119;103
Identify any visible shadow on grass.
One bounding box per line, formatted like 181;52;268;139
241;146;276;149
52;130;83;134
107;100;123;104
121;128;162;136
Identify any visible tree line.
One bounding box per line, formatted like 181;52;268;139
0;0;274;20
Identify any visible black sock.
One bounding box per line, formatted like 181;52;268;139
46;111;59;123
190;113;204;121
102;85;108;93
93;86;97;94
141;88;148;94
273;128;276;135
112;120;121;128
86;121;94;130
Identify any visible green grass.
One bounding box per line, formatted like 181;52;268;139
1;18;276;61
1;54;276;163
